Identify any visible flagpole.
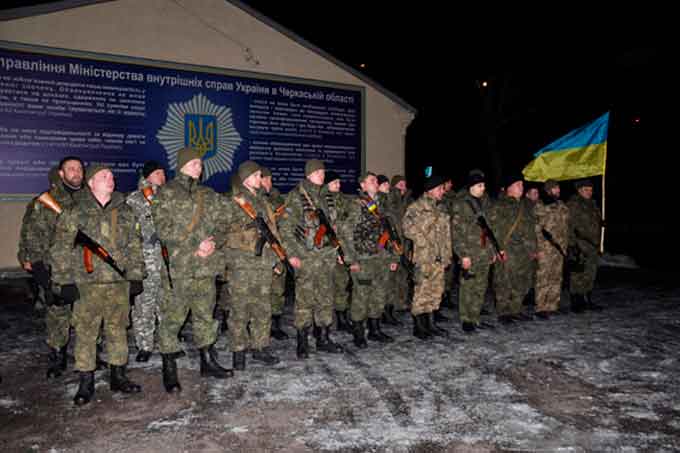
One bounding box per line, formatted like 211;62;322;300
600;162;606;255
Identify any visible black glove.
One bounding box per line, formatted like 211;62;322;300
60;284;80;304
129;280;144;297
32;261;51;289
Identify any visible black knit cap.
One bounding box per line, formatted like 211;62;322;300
325;170;340;184
467;168;486;187
574;178;594;189
377;174;389;185
142;160;164;178
424;174;446;192
502;172;524;188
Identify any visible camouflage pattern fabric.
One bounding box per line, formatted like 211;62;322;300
534;198;569;313
403;194;452;316
126;177;163;352
279;179;339;330
450;192;495;324
265;186;287;315
19;181;79;349
567;194;602;295
324;188;353;311
72;282;129;371
491;193;537;317
221;187;280;352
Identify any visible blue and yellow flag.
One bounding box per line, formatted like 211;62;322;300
523;112;609;182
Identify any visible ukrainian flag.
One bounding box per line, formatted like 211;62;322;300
523;112;609;181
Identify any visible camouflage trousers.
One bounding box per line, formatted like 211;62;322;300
569;249;598;295
158;277;218;353
229;265;272;353
459;259;491;324
332;262;351;311
350;257;390;321
271;268;286;316
132;264;162;352
535;247;564;313
412;262;445;316
390;264;410;311
46;303;71;349
72;282;130;371
294;250;335;330
493;254;533;317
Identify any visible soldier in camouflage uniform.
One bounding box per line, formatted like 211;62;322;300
451;170;497;333
403;175;452;340
323;170;353;333
534;179;570;319
18;157;84;379
438;176;458;310
261;166;290;340
567;178;603;312
522;183;541;307
125;161;166;362
376;174;403;326
387;175;414;316
491;174;537;324
339;172;399;347
221;161;281;370
153;148;233;393
279;159;344;358
50;165;144;405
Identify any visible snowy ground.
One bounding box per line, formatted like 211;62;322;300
1;267;679;452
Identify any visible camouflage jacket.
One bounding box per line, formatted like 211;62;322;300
491;193;537;260
18;182;79;265
221;186;279;270
535;198;569;252
152;173;227;279
567;194;601;253
403;194;452;267
339;191;398;263
450;192;495;261
386;188;414;223
264;186;285;210
126;177;162;266
279;178;339;260
50;189;143;285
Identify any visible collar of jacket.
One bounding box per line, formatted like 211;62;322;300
301;178;322;196
77;188;125;211
175;172;199;192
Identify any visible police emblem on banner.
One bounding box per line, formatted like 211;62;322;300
157;93;242;181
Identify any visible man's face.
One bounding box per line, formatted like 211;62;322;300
181;159;203;179
395;180;407;195
360;175;379;196
526;188;539;202
549;185;561;199
328;179;341;193
88;169;115;194
243;170;262;191
578;186;593;199
429;185;445;200
469;182;485;198
59;159;83;188
147;169;166;186
444;180;453;192
308;169;325;186
378;182;390;193
507;181;524;199
261;175;273;192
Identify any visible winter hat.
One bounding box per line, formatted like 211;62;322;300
325;170;340;184
305;159;325;176
260;166;272;178
85;164;111;182
142;160;164;179
237;160;260;182
467;169;486;187
574;178;594;190
423;174;447;192
503;172;524;188
544;179;559;192
177;147;202;172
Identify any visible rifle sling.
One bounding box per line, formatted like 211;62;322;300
178;190;204;242
502;204;522;247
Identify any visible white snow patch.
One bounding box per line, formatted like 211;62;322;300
626;411;660;421
0;397;20;407
599;253;639;269
147;409;195;431
226;425;249;433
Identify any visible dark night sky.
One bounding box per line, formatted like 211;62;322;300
1;1;675;267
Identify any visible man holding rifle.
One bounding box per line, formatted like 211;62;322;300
50;164;144;405
280;159;345;359
18;156;84;380
222;161;282;370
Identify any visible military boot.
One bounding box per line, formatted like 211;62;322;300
312;322;322;342
110;365;142;394
585;292;604;311
316;326;343;353
270;315;290;340
570;294;586;313
367;318;393;343
296;327;310;359
161;353;182;393
252;347;280;365
352;320;368;349
426;312;449;337
73;371;95;406
233;351;246;371
381;304;402;326
47;347;64;379
199;345;234;379
336;310;352;333
433;308;450;323
412;314;430;340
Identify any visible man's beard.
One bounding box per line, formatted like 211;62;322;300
63;177;82;190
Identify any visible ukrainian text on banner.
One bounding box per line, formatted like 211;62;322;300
0;42;363;196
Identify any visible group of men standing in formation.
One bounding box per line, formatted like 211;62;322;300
15;149;602;405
